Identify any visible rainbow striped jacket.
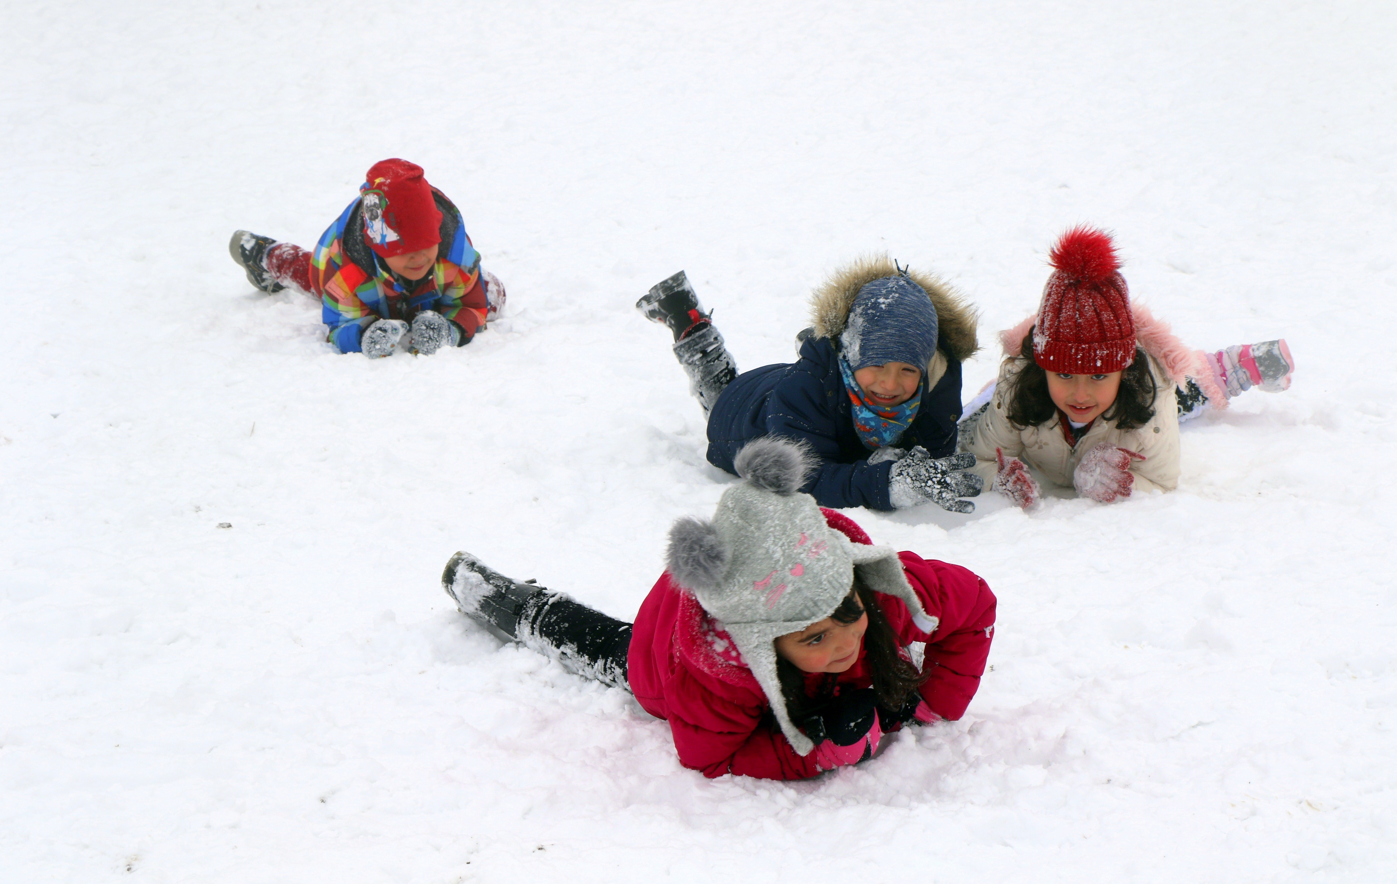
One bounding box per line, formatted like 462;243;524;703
312;189;488;353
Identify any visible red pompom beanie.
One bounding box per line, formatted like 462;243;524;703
1033;226;1136;374
359;159;443;258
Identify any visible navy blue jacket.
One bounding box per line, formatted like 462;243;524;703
705;336;965;510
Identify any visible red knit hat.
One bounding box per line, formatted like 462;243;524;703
359;159;443;258
1033;226;1136;374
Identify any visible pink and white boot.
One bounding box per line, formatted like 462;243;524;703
1207;339;1295;398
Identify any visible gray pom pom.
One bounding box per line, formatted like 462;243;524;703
732;437;813;495
666;517;728;592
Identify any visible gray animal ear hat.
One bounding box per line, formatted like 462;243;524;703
665;436;934;756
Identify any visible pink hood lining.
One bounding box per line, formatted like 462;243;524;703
997;305;1227;410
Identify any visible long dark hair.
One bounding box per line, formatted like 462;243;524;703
776;577;928;721
1003;329;1157;431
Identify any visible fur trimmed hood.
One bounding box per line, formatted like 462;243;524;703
809;255;979;365
998;304;1228;409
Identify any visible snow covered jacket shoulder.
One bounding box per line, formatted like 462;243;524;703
961;305;1220;495
705;257;980;510
626;508;996;780
311;189;489;354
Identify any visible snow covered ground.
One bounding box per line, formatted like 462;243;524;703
4;1;1396;881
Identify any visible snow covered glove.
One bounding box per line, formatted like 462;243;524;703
877;693;940;729
409;310;455;355
993;448;1040;510
799;688;885;771
865;446;909;466
361;319;409;359
887;448;983;513
1073;443;1145;503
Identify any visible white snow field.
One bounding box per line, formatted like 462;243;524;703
3;1;1395;881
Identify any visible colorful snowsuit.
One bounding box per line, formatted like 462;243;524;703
960;306;1228;495
312;189;489;354
626;508;996;780
704;258;979;510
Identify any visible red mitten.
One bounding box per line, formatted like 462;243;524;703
1073;443;1145;503
993;448;1040;509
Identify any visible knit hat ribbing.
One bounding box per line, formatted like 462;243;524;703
360;159;443;258
840;275;940;374
664;437;931;756
1033;227;1136;374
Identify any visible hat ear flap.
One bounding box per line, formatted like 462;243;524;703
666;516;728;593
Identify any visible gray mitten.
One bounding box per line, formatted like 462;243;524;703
409;310;455;355
361;319;410;358
888;448;983;513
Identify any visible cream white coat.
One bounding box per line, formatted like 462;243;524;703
959;305;1224;497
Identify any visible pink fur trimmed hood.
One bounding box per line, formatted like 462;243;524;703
998;305;1228;409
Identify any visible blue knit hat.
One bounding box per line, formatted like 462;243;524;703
839;275;940;372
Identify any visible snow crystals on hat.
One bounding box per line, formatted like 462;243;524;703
664;436;929;756
1033;226;1136;375
840;274;940;373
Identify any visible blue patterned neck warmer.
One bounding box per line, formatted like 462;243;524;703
838;356;923;449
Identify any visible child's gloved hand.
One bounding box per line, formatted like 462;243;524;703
1073;443;1145;503
877;693;941;729
361;319;410;359
799;687;885;771
888;448;983;513
994;448;1040;510
409;310;454;355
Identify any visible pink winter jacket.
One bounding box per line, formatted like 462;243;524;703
626;509;997;780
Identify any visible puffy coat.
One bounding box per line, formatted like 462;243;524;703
311;189;489;354
626;508;997;780
705;257;980;511
961;305;1226;495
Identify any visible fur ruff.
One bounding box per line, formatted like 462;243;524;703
809;254;979;365
998;305;1229;409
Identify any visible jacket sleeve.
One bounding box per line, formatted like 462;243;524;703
959;361;1028;486
663;667;820;780
434;254;487;343
1125;360;1182;493
899;553;996;720
313;201;381;354
762;369;897;511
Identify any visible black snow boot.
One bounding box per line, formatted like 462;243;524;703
441;551;633;690
638;271;739;415
228;230;285;293
673;323;739;416
636;270;711;341
442;551;544;643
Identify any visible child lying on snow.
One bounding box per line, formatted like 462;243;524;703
960;226;1296;506
636;258;984;513
442;437;996;780
228;158;505;358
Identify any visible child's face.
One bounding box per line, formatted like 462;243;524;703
775;609;869;674
853;361;922;408
1045;370;1123;424
384;244;440;281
